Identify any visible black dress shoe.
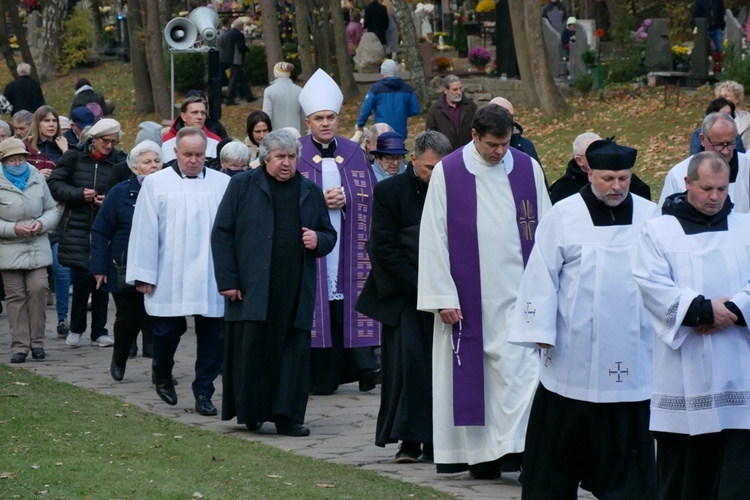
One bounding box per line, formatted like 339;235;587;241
395;441;421;463
359;368;382;392
245;421;263;431
31;348;45;360
195;395;217;416
10;352;26;363
110;361;125;382
275;423;310;436
154;377;177;406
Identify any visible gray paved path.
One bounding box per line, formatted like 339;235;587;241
1;300;595;499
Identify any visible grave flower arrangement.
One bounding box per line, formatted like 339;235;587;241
467;46;491;68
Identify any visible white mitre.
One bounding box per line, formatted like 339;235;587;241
298;68;343;117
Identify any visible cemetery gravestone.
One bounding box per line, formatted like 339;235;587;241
644;19;672;71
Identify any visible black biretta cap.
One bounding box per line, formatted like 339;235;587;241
585;136;638;170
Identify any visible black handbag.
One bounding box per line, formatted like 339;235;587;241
114;251;134;291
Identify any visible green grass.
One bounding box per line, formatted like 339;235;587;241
0;367;447;499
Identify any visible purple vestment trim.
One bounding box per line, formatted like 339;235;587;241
442;145;538;426
297;135;381;348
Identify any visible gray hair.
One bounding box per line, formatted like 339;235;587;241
127;140;162;171
175;126;207;147
12;110;32;126
16;63;31;76
413;130;452;158
442;74;460;89
715;80;744;104
365;122;394;144
258;130;301;165
701;112;737;138
572;132;601;156
687;151;729;181
220;140;251;164
0;120;11;136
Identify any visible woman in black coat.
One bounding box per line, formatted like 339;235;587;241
212;130;336;437
91;140;163;380
47;119;126;348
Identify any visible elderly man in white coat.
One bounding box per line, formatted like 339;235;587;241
659;112;750;212
127;126;229;417
262;62;305;134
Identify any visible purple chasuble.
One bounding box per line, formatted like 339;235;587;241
442;145;537;426
297;135;381;348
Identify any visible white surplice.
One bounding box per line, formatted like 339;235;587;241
634;211;750;435
509;193;658;403
126;167;229;318
417;143;551;466
657;152;750;212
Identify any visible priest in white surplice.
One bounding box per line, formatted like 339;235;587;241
635;151;750;499
127;127;229;416
658;112;750;212
509;137;658;499
417;104;551;478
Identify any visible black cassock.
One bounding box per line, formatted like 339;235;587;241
222;175;309;426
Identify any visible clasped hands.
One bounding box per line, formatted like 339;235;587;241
695;297;738;335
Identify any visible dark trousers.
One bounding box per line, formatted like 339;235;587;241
227;64;251;101
70;269;109;340
654;429;750;500
111;292;154;367
152;315;222;399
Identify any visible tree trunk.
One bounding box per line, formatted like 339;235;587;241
309;0;333;73
330;0;358;99
39;0;67;80
507;0;539;108
144;0;171;120
127;0;154;113
0;4;16;76
294;0;315;81
90;0;105;48
260;0;283;83
392;0;429;111
6;0;38;81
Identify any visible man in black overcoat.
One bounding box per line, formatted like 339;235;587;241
356;130;452;462
212;130;336;437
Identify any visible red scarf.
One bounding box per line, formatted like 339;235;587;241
92;150;108;162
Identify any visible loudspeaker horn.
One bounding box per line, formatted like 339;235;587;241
188;6;219;42
164;17;197;50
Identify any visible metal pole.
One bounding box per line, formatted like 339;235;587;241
170;50;175;122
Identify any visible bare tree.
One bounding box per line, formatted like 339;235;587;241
392;0;429;110
294;0;315;81
90;0;105;48
331;0;358;99
0;3;16;75
128;0;155;113
39;0;67;79
144;0;171;120
260;0;283;83
3;0;38;80
508;0;566;115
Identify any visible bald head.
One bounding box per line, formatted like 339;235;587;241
489;97;514;116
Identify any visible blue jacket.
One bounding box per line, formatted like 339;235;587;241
90;174;140;293
356;76;420;138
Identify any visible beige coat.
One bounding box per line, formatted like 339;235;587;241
0;166;58;270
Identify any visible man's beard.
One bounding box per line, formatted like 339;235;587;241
447;93;462;103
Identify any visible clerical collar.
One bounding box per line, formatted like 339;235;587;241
662;191;732;234
171;163;206;179
579;184;633;226
312;137;337;158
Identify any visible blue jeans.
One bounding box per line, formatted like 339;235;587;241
708;28;723;53
51;242;71;322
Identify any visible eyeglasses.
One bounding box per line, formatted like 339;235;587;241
97;138;120;146
705;137;736;152
380;155;403;164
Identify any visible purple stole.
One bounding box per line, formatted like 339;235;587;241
297;135;381;348
442;146;537;426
